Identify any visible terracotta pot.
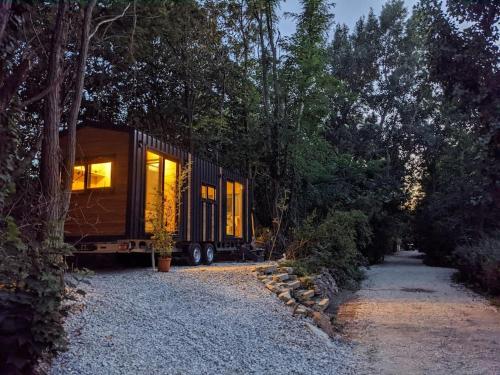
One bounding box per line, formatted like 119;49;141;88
158;256;172;272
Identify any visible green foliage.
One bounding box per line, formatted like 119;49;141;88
412;0;500;268
285;209;371;288
454;233;500;295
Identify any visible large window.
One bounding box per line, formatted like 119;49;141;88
145;150;178;233
71;162;112;191
226;181;243;237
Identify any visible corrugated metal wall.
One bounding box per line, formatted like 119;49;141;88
127;129;252;245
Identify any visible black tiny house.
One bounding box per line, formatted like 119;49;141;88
61;123;254;265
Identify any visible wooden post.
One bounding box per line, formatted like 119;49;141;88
151;247;156;272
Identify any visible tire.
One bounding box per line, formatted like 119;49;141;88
202;243;215;265
187;243;202;266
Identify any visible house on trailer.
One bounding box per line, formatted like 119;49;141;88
60;123;254;265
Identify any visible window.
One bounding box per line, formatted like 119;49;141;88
89;162;112;188
226;181;243;237
201;184;216;201
70;161;112;191
144;150;178;233
164;158;177;232
72;165;86;191
226;182;234;235
145;151;161;233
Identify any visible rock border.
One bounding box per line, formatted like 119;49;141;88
252;263;331;319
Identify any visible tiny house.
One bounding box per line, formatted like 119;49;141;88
61;123;254;265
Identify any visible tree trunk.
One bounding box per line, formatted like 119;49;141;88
41;0;67;244
60;0;97;222
0;0;11;46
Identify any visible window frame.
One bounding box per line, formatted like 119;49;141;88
225;179;243;238
144;148;180;234
201;183;216;202
71;158;114;192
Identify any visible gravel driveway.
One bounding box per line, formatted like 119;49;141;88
50;263;356;375
338;251;500;375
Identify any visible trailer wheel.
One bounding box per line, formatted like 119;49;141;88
202;243;215;265
187;243;202;266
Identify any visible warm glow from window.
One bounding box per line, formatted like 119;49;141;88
145;151;160;233
226;181;234;236
145;150;178;233
202;184;216;201
72;165;85;191
89;162;112;188
208;186;215;201
226;181;243;237
234;182;243;237
164;159;177;232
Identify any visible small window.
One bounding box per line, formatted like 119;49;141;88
201;184;216;201
72;165;86;191
207;186;216;201
89;162;112;188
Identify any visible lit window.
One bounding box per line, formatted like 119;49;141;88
145;150;178;233
72;165;85;191
234;182;243;237
145;151;160;233
201;184;216;201
226;181;243;237
226;182;234;235
163;158;177;232
88;162;112;188
207;186;216;201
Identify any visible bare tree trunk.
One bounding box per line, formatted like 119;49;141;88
41;0;67;244
60;0;97;221
0;0;11;45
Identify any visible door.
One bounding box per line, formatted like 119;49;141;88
201;184;217;241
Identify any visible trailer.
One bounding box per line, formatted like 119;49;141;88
60;123;255;265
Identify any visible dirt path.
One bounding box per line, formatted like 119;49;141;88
337;250;500;375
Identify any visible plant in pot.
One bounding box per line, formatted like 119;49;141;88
149;162;190;272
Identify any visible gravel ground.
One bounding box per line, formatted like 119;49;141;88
338;251;500;375
50;263;356;375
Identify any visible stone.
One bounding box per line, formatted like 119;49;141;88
285;280;301;290
278;290;292;302
256;264;277;274
257;274;268;281
272;273;290;282
286;298;297;307
297;289;315;301
317;298;330;311
295;306;308;316
304;300;315;307
312;312;336;337
312;269;339;297
288;274;298;281
278;267;294;274
265;283;277;292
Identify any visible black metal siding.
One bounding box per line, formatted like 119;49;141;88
125;128;251;246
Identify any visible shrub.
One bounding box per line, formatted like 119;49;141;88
285;209;371;288
0;217;73;374
454;233;500;295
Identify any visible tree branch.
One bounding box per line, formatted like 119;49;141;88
89;3;130;40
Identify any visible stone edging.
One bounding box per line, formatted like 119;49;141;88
252;263;330;317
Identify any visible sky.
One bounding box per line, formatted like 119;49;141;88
278;0;421;38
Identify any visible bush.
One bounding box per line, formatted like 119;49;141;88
454;233;500;295
0;216;73;374
285;209;371;288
